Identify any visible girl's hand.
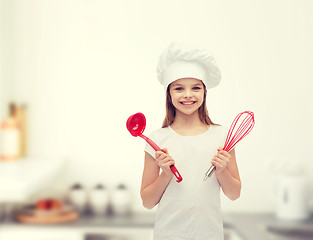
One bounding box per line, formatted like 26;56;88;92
155;148;175;177
211;146;231;174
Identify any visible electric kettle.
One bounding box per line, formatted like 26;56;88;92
275;175;309;221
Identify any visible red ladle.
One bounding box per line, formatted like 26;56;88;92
126;112;183;183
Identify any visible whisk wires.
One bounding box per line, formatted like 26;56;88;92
223;111;255;152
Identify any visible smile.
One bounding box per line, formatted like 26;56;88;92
180;101;196;105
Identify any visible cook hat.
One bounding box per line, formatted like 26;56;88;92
157;42;221;90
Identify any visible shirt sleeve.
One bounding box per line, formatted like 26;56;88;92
221;125;229;144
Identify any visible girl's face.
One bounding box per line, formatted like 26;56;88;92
169;78;205;116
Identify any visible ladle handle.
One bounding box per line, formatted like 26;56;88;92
141;135;161;152
140;134;183;183
170;165;183;183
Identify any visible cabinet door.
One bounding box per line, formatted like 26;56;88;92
85;228;153;240
0;228;83;240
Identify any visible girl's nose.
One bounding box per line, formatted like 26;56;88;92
184;89;193;98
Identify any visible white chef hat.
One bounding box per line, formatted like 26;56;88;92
157;42;221;91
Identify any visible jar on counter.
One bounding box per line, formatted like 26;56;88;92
89;184;109;216
111;184;132;216
69;183;87;214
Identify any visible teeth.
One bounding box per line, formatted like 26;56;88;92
181;102;195;105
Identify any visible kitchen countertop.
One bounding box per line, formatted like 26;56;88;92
1;211;313;239
0;212;156;229
223;212;313;240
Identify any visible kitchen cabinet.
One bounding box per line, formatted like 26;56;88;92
84;228;153;240
0;227;83;240
5;212;312;240
0;226;153;240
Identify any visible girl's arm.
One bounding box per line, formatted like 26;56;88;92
140;150;173;209
212;149;241;200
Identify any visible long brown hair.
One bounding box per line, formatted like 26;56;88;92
162;82;217;128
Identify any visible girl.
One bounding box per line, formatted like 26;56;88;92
140;42;241;240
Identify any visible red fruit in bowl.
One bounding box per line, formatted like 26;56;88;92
50;199;62;209
36;198;63;210
36;200;48;210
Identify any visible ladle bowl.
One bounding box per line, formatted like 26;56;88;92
126;112;183;183
126;112;146;137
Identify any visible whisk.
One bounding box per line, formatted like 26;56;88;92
203;111;255;181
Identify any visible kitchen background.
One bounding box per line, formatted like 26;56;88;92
0;0;313;239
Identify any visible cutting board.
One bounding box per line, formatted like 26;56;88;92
15;207;79;224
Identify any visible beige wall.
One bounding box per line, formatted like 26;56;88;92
1;0;313;213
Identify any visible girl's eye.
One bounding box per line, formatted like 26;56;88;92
175;87;183;91
193;87;201;90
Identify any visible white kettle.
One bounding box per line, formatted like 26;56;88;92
275;175;309;220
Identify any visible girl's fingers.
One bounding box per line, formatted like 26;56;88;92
213;155;225;164
162;163;174;169
160;158;174;165
217;150;231;159
214;153;230;163
155;149;175;172
167;159;175;166
158;156;174;165
161;148;168;154
156;151;165;157
156;152;167;161
155;151;161;158
212;149;231;173
211;160;224;169
212;157;227;168
217;146;223;151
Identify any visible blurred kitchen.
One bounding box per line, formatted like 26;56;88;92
0;0;313;239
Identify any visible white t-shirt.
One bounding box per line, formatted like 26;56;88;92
144;125;228;240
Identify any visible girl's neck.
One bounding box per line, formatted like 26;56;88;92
170;111;208;131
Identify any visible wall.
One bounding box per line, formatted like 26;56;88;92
0;0;3;120
1;0;313;213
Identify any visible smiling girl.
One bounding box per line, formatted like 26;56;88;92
140;42;241;240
